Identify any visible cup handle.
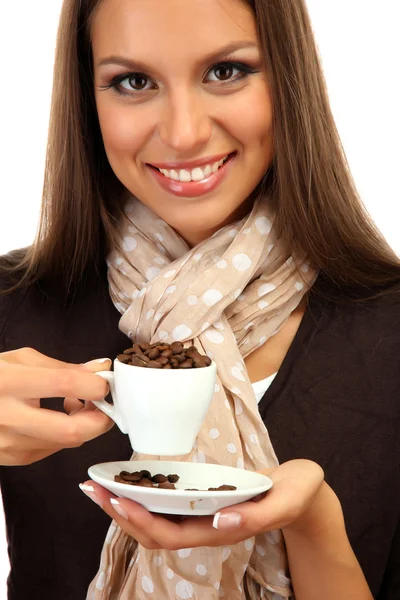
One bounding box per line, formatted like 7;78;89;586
92;371;128;434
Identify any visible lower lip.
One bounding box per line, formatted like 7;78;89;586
147;153;236;198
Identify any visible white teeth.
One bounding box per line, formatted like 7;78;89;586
158;155;230;182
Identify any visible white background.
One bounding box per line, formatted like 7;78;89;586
0;0;399;595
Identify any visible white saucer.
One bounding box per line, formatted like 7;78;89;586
88;460;273;515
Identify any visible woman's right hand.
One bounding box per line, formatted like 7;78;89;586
0;348;114;466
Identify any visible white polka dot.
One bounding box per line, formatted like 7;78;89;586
115;302;125;313
192;450;206;463
234;397;243;415
255;216;272;234
213;255;222;263
216;259;227;269
213;582;220;590
227;443;237;454
172;325;192;341
95;570;106;590
146;267;161;281
245;443;253;458
155;219;167;227
259;336;267;346
236;360;245;371
266;530;281;544
193;253;203;262
176;580;193;599
243;227;251;235
166;285;177;295
202;289;223;307
153;555;162;566
244;321;254;330
222;547;231;561
244;538;253;551
146;309;155;320
255;544;266;556
258;283;276;297
237;457;244;469
128;556;135;568
258;300;269;309
224;398;230;409
155;312;164;321
155;233;164;242
115;257;123;266
156;243;166;254
142;575;155;593
196;564;207;576
233;289;242;299
268;244;274;253
187;295;198;305
249;433;259;444
295;281;304;291
122;236;137;252
201;322;210;332
232;253;252;272
214;321;224;330
158;330;169;341
214;383;220;393
301;262;310;273
177;548;192;558
231;366;245;381
167;568;175;579
105;524;117;544
277;569;291;585
164;269;176;278
228;228;239;237
204;329;225;344
209;428;220;439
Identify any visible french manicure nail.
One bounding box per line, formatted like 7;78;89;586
213;512;242;530
79;483;102;507
83;358;112;366
110;498;129;520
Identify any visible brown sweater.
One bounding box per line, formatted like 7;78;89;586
0;261;399;600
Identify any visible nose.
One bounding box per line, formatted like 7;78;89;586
157;87;212;153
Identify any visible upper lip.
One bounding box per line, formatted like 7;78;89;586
148;152;233;170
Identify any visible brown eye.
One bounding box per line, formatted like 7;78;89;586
127;74;148;90
213;65;234;81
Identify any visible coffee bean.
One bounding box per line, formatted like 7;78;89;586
152;474;168;483
158;481;176;489
167;474;179;483
137;477;153;487
123;347;137;355
161;349;173;358
117;354;131;364
140;470;151;479
146;360;163;369
170;342;184;355
120;470;142;482
148;349;160;360
163;364;172;369
217;485;237;491
132;343;143;355
130;357;147;367
175;354;186;364
139;354;150;363
185;488;199;491
180;359;193;369
158;356;169;366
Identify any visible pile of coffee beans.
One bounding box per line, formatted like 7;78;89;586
114;469;237;491
117;341;212;369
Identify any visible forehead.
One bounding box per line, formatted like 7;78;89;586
91;0;257;60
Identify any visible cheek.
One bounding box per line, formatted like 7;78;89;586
225;86;273;151
96;102;148;155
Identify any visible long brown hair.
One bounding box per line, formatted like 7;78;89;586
1;0;399;301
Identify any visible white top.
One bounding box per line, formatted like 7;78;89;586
251;373;277;403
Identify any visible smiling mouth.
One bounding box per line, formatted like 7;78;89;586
148;153;236;183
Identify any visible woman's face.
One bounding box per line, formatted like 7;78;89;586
92;0;273;246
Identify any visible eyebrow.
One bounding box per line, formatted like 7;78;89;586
97;41;259;70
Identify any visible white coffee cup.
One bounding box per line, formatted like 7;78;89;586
92;358;217;455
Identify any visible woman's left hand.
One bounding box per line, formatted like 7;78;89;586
80;459;325;549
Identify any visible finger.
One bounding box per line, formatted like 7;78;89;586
0;363;109;401
80;482;160;549
11;402;115;446
0;428;65;465
0;347;86;369
64;397;84;415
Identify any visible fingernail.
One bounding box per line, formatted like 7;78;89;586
79;483;102;507
212;512;242;530
83;358;112;366
110;498;129;520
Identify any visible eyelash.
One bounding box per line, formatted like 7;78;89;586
98;61;260;97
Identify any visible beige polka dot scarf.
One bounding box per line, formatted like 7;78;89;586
88;194;317;600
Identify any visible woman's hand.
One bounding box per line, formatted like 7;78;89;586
0;347;114;466
80;459;325;550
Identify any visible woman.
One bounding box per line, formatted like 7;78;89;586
0;0;399;598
